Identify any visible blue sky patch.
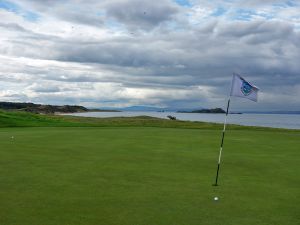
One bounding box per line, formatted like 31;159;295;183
0;0;39;21
231;9;256;21
23;11;39;22
174;0;191;7
0;0;18;12
211;7;226;17
273;0;299;8
283;0;298;7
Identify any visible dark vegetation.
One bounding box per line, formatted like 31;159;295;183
167;115;177;120
0;101;88;114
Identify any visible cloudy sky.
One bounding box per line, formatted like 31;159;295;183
0;0;299;111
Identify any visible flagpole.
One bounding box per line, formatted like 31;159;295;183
213;97;231;186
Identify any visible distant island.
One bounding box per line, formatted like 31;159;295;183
177;108;226;113
0;102;119;114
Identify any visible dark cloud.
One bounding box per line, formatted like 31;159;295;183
51;20;299;79
55;10;104;27
0;22;29;32
105;0;179;30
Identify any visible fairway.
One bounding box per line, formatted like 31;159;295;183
0;126;299;225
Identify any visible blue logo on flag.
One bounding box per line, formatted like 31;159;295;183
241;80;253;96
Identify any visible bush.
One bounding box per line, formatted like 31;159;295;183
167;115;176;120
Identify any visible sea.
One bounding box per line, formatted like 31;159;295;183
65;111;300;130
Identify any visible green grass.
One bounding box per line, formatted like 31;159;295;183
0;110;299;225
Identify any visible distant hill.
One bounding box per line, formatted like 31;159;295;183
121;106;165;111
178;108;226;113
0;102;88;114
101;105;204;112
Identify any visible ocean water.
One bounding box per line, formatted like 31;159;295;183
65;111;300;129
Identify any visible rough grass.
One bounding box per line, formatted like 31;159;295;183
0;110;295;132
0;110;225;128
0;110;299;225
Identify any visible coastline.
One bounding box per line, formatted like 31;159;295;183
61;111;300;130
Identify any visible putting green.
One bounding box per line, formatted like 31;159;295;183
0;126;299;225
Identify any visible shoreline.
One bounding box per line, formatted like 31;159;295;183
61;111;300;130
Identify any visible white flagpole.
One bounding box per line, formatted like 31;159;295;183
213;97;231;186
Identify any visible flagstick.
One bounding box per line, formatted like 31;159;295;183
213;98;231;186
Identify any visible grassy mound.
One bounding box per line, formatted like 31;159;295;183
0;110;75;127
0;110;295;131
0;110;223;129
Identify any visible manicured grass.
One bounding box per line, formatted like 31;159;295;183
0;126;299;225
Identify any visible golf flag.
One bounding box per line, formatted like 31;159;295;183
213;73;260;186
230;73;259;102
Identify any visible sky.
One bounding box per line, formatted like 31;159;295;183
0;0;299;111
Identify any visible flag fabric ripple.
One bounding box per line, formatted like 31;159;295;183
230;73;259;102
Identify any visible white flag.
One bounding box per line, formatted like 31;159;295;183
230;73;259;102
